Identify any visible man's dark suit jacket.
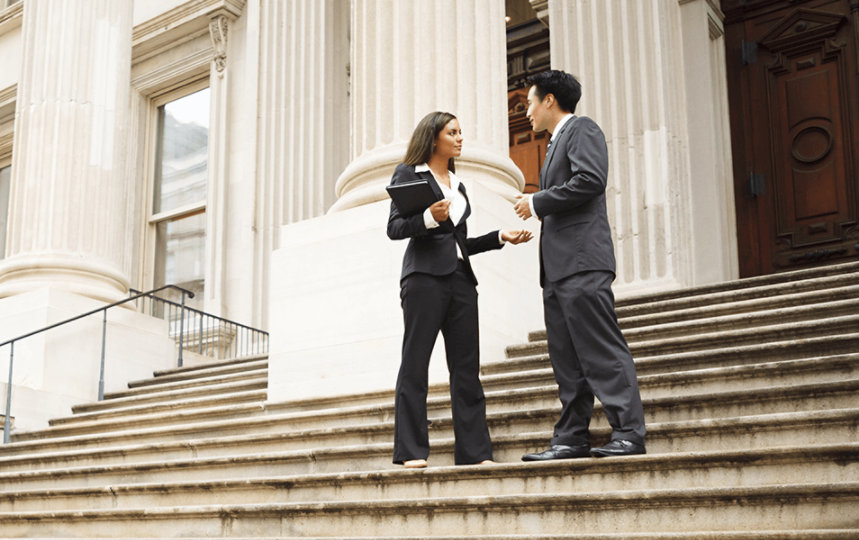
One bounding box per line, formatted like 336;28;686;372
386;163;503;285
531;116;616;286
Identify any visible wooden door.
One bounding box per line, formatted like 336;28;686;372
508;87;548;193
723;0;859;276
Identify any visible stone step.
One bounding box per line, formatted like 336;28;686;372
151;354;268;378
126;359;269;388
71;377;268;414
101;367;269;400
509;314;859;360
480;379;859;425
528;295;859;343
615;261;859;309
0;482;855;537
6;372;854;456
269;352;859;418
13;401;270;442
0;409;854;486
1;444;854;512
267;353;859;424
493;332;859;375
11;533;858;540
52;389;268;427
482;354;859;397
619;280;859;329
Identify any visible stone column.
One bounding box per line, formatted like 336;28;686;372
547;0;738;293
268;0;545;406
0;0;133;302
330;0;524;212
252;0;349;326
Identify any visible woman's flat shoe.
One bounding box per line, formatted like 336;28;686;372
477;460;495;465
403;459;428;469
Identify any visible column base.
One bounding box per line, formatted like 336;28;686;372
329;144;526;213
0;254;129;303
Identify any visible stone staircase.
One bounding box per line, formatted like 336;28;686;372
0;262;857;538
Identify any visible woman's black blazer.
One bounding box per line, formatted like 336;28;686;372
386;163;503;285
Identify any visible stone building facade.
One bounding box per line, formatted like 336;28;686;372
0;0;772;429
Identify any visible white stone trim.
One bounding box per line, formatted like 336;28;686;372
132;0;244;64
0;0;21;37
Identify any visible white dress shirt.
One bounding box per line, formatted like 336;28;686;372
529;113;574;219
417;164;505;258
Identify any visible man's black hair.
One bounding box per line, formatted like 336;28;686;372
529;70;582;113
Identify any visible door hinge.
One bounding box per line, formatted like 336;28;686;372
750;172;765;196
741;40;758;65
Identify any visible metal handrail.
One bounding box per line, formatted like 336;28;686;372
128;289;269;360
1;284;194;443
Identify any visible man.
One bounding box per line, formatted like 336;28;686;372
513;70;646;460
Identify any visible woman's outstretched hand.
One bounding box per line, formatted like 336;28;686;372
501;229;534;245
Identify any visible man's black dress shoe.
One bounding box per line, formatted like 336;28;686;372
521;444;591;461
590;439;646;457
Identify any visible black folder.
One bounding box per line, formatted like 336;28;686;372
385;180;441;217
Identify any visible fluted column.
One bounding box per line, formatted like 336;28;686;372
330;0;523;212
0;0;133;301
548;0;737;292
548;0;691;291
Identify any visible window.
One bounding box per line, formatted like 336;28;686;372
0;164;9;260
151;86;210;308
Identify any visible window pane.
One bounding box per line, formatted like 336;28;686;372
154;211;206;308
154;88;209;215
0;165;10;260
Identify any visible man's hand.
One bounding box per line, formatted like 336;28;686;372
429;199;451;222
501;229;533;245
514;194;533;220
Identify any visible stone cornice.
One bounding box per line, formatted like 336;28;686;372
132;0;245;64
0;1;23;37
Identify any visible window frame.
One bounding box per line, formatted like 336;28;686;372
142;76;211;299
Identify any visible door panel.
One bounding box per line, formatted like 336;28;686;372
723;0;859;276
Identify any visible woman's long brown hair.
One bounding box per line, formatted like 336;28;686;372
403;111;456;172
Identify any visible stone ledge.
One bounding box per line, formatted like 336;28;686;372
127;359;268;388
0;409;855;483
0;483;855;536
1;444;856;511
73;378;267;415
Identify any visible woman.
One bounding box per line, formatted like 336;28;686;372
387;111;532;468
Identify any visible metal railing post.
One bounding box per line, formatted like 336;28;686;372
98;310;107;401
177;290;186;367
3;342;14;444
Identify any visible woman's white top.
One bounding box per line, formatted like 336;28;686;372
417;163;504;259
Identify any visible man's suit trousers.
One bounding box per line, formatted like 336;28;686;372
393;264;493;465
543;270;646;446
